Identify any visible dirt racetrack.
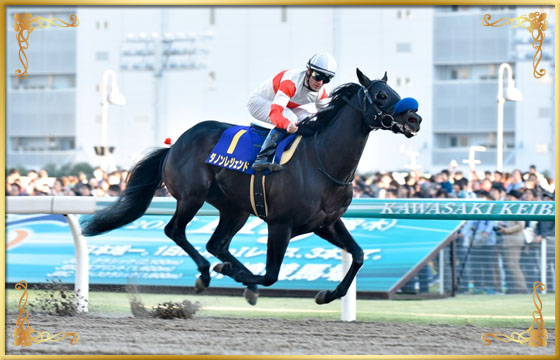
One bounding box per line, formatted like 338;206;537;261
5;311;555;356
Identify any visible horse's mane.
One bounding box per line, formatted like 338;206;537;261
297;82;361;136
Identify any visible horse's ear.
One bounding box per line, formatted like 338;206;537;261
382;71;388;82
356;68;371;87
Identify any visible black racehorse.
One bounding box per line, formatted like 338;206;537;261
81;68;422;305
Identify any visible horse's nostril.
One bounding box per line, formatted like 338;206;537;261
411;115;422;124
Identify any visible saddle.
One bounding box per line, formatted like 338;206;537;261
205;124;302;175
206;124;304;219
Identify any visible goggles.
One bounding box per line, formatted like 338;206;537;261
310;70;332;84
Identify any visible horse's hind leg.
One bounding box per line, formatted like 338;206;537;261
313;218;364;305
206;211;260;304
164;198;211;292
232;223;292;287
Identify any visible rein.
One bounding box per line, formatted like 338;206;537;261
313;81;397;187
313;131;353;186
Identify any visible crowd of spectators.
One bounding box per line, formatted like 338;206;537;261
351;165;554;202
6;163;555;201
6;163;556;295
6;167;128;197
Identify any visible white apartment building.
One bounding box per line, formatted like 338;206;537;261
7;7;78;169
5;6;555;175
432;6;555;174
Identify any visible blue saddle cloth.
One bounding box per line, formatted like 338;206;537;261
206;125;296;175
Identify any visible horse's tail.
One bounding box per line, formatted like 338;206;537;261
81;147;170;236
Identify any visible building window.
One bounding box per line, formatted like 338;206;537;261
51;74;76;89
536;143;549;153
209;8;215;25
396;43;411;53
450;136;458;147
11;137;75;151
397;9;412;19
488;133;496;147
18;75;49;90
450;69;458;79
458;67;470;79
396;77;412;87
12;75;21;89
96;20;109;30
488;64;496;78
20;74;77;89
538;107;551;118
208;71;216;90
96;51;109;61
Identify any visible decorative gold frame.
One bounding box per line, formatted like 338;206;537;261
13;281;80;347
13;12;79;79
482;12;548;79
481;281;548;348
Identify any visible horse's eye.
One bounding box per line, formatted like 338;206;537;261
376;93;388;101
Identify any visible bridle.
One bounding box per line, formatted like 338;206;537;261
342;80;399;131
314;80;401;187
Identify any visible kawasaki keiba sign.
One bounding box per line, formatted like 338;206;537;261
344;198;555;221
7;213;461;295
93;197;556;221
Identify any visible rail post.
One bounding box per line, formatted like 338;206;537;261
341;249;356;321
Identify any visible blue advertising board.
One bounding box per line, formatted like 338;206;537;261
6;214;462;294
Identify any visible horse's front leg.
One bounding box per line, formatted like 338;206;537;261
233;223;292;286
313;218;364;304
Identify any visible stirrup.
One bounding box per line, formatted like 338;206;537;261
266;163;284;172
252;162;284;172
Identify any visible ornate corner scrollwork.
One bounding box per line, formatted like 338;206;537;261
13;13;79;79
13;280;80;347
482;281;548;348
482;12;547;78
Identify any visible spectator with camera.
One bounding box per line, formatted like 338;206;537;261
497;190;528;294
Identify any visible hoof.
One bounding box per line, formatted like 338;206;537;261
315;290;329;305
213;262;232;275
243;287;259;306
194;276;208;293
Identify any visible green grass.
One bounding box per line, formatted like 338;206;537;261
5;289;555;329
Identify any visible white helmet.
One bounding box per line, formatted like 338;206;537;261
307;52;337;78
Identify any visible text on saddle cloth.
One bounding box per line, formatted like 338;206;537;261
206;125;299;174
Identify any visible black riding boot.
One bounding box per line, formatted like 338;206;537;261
252;128;288;172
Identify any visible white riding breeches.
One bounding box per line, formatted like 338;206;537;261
247;93;314;126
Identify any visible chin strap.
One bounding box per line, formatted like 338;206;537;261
303;71;314;91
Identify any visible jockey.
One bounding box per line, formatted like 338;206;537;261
248;52;337;172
